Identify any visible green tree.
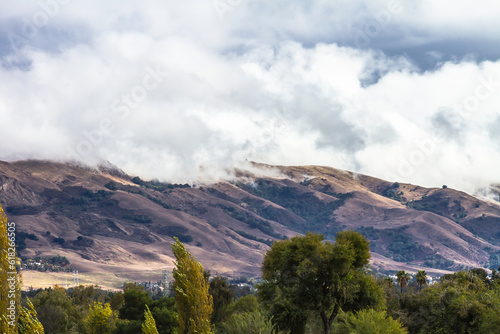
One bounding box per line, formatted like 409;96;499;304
227;295;260;315
258;231;384;334
384;277;395;288
142;305;159;334
334;309;407;334
395;269;499;333
209;276;234;325
415;270;427;292
18;299;44;334
118;284;152;321
149;296;177;334
86;302;115;334
396;270;410;293
171;237;214;334
115;284;152;334
32;286;82;334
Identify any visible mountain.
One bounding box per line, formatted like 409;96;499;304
2;160;500;289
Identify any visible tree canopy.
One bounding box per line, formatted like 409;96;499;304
258;231;384;334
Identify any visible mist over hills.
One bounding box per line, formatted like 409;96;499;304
2;159;500;288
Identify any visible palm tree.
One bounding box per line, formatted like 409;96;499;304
396;270;410;293
416;270;427;292
384;277;394;288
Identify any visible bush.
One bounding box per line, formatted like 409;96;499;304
176;234;193;243
122;214;153;224
104;182;118;190
219;311;275;334
53;237;65;245
334;309;408;334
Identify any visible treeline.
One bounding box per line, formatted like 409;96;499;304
18;237;500;333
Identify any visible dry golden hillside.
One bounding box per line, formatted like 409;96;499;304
2;160;500;289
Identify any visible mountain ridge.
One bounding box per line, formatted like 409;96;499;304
2;159;500;289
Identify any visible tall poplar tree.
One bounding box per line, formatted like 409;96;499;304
171;237;214;334
18;299;44;334
142;305;159;334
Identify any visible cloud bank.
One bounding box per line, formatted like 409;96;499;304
0;0;500;192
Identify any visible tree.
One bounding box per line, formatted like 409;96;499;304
384;277;395;288
258;231;384;334
18;299;45;334
142;305;159;334
396;270;410;293
118;284;152;321
86;302;115;334
209;275;234;325
32;286;81;334
415;270;427;292
148;296;177;334
394;269;499;333
0;204;21;334
115;284;152;334
171;237;214;334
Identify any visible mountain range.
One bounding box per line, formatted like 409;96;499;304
2;159;500;289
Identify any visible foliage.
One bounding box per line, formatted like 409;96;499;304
423;253;455;269
104;182;118;191
333;309;408;334
131;177;190;192
71;190;114;208
32;285;83;334
387;233;420;262
258;231;384;334
121;214;153;224
238;181;350;236
220;205;283;239
226;295;260;315
113;283;176;334
171;237;214;334
393;269;500;333
148;296;177;334
396;270;410;293
18;299;45;334
355;226;380;241
231;229;272;246
142;305;159;334
219;311;275;334
383;182;406;202
407;194;468;221
14;231;38;254
415;270;427;291
52;237;66;245
86;302;115;334
119;284;152;321
209;276;234;325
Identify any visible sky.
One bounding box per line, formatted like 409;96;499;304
1;0;500;193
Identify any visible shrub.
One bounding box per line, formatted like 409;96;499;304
53;237;66;245
219;311;275;334
334;309;408;334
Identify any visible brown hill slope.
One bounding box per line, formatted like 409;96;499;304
2;160;500;289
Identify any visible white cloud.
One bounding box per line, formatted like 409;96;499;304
0;1;500;193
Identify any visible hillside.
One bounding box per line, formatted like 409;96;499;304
2;160;500;289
